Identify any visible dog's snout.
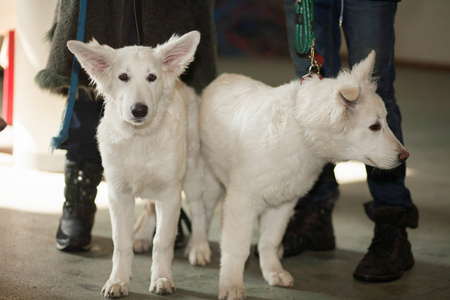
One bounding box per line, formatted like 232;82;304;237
398;149;410;163
131;103;148;118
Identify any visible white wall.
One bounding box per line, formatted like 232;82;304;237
337;0;450;67
13;0;66;171
395;0;450;66
0;0;16;37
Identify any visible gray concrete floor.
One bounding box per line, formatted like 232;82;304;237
0;58;449;299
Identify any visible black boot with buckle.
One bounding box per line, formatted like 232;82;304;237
56;160;103;251
353;202;419;282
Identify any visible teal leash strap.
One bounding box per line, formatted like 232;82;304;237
295;0;315;55
50;0;87;152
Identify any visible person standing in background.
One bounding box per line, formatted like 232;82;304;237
35;0;217;252
282;0;418;282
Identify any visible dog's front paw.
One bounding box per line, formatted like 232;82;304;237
184;240;211;266
150;277;175;295
218;285;246;300
102;280;129;298
133;238;152;253
263;269;294;287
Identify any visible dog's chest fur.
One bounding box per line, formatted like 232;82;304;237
98;97;187;198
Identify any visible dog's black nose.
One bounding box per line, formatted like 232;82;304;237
131;103;148;118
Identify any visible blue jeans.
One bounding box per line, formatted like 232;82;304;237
61;91;104;169
284;0;412;208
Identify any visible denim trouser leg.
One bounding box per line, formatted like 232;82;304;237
61;91;104;169
342;0;412;208
284;0;412;208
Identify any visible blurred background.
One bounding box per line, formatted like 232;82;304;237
1;0;449;172
0;1;449;299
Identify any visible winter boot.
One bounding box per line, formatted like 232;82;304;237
353;202;419;282
282;200;336;257
56;160;103;251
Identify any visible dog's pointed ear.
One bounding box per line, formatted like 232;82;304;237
67;39;114;80
351;50;376;83
156;31;201;76
340;84;361;101
339;83;360;109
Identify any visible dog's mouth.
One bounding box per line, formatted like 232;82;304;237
366;157;376;167
365;156;402;171
125;117;147;127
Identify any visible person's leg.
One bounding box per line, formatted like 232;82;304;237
56;92;104;251
282;0;340;257
344;0;411;209
342;0;417;281
314;0;342;77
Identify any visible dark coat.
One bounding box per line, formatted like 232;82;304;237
35;0;217;98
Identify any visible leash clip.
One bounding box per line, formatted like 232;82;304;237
307;39;320;75
301;39;323;83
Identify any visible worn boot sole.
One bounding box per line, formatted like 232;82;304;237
353;260;414;282
56;217;94;252
283;242;335;258
283;235;336;258
56;241;92;252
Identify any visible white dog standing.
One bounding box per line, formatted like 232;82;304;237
67;31;206;298
199;51;409;299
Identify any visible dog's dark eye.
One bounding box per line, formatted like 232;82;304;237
147;74;157;82
369;122;381;131
118;73;129;82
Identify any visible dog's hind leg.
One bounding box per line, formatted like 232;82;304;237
102;192;135;298
203;166;223;235
257;201;296;287
184;161;222;266
218;190;256;300
183;93;218;265
132;201;156;253
149;188;182;295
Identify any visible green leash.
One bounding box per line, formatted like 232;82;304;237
295;0;315;55
295;0;324;80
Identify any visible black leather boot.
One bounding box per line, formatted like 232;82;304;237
282;200;336;257
56;160;103;251
353;202;419;282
